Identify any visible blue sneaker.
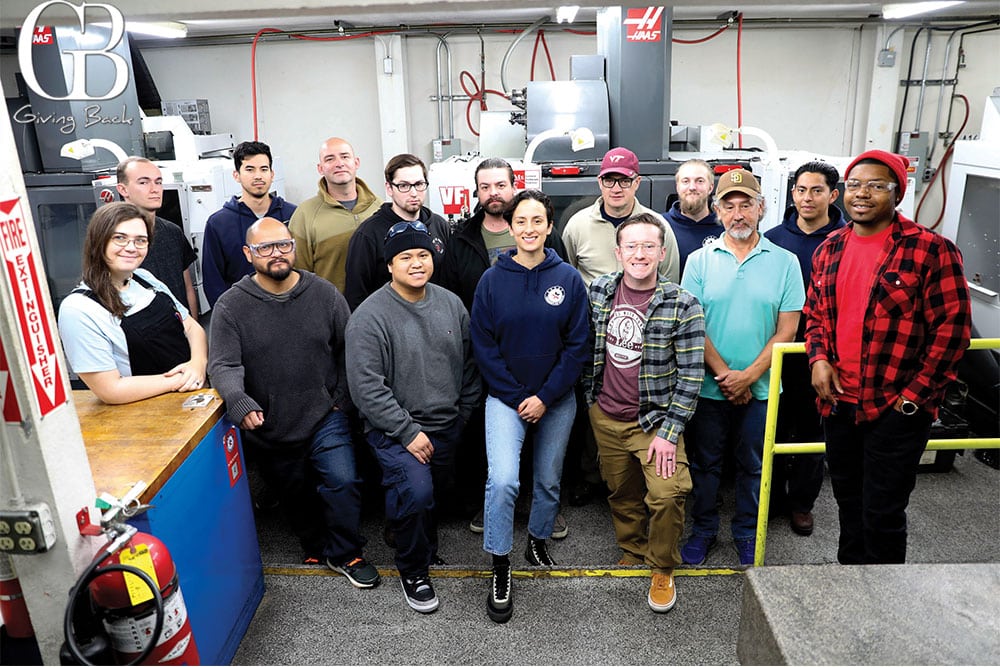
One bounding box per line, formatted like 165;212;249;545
734;538;756;567
680;535;716;565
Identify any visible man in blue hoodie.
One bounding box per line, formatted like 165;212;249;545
763;160;845;537
664;159;724;276
201;141;298;307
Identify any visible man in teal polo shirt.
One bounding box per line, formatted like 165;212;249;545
678;169;804;567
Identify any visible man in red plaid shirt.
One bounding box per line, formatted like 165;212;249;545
804;149;971;565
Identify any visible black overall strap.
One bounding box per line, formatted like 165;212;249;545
120;275;191;376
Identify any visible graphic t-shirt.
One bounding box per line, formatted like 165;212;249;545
482;227;515;266
597;281;655;421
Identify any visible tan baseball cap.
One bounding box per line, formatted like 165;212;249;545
715;168;760;199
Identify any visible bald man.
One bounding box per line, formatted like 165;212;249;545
289;137;383;292
209;218;380;588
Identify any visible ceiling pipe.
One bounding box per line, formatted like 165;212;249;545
499;14;550;95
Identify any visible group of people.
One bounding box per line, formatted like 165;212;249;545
55;137;972;621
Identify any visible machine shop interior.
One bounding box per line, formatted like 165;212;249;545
1;0;999;664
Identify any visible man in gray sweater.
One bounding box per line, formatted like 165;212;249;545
209;218;379;589
347;221;480;614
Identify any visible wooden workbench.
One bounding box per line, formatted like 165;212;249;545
75;389;224;501
73;388;263;665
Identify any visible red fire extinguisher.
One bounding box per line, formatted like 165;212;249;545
64;527;199;665
0;553;35;639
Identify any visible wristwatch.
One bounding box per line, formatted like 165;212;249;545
894;396;919;416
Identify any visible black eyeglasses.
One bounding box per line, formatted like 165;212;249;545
390;181;429;193
600;176;635;189
384;221;429;241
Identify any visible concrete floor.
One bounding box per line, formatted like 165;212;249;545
233;450;999;665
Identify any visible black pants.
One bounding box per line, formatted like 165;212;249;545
770;354;825;514
824;403;933;564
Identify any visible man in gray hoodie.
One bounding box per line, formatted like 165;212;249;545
208;217;379;589
347;222;480;614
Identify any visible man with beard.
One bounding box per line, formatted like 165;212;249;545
679;169;804;568
344;153;450;311
440;157;565;311
664;159;724;276
202;141;298;308
209;218;380;588
290;137;382;292
804;150;970;564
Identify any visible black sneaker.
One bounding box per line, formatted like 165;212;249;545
401;576;439;613
524;537;556;567
487;563;513;623
327;556;381;589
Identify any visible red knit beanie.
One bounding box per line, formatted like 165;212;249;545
845;150;910;199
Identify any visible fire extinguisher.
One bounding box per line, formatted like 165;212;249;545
62;525;200;666
0;553;35;639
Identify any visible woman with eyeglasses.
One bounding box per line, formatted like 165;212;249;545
58;202;208;404
470;189;590;623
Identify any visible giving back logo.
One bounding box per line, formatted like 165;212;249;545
14;1;135;134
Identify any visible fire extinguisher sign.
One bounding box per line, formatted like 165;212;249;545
624;7;665;42
0;196;66;418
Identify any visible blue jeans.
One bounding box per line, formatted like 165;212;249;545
248;409;364;562
824;403;933;564
483;392;575;556
685;397;767;541
367;422;460;578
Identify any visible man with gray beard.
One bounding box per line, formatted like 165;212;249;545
678;169;804;568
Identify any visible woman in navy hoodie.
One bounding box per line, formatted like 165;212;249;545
470;189;590;623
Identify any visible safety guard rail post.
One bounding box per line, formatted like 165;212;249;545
754;338;1000;567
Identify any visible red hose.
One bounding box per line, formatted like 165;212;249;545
917;93;970;230
673;24;731;44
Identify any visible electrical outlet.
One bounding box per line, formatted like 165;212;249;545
0;503;57;554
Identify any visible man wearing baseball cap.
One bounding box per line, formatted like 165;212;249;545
562;147;680;286
804;150;971;565
346;222;481;613
680;168;805;567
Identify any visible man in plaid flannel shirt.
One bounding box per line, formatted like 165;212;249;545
584;213;705;614
804;149;972;565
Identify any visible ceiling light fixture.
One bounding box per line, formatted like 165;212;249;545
882;1;965;20
556;6;580;24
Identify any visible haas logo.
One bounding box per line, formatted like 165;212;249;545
624;7;664;42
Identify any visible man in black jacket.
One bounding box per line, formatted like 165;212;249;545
344;153;450;311
440;158;566;311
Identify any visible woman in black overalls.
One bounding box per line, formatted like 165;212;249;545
57;202;208;404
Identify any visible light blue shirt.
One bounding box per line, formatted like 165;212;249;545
57;268;189;377
681;233;804;400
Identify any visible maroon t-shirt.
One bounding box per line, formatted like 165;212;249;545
597;282;656;421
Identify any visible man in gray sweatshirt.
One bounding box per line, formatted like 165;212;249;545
209;218;379;589
347;221;480;614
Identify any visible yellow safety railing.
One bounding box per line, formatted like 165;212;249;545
754;337;1000;567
